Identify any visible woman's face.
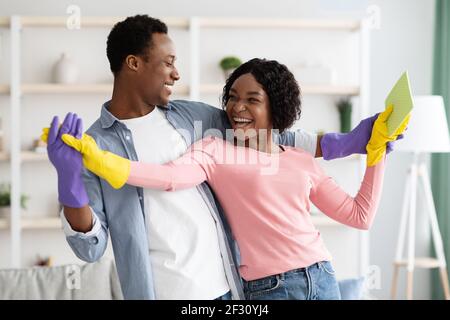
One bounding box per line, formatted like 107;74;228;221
225;73;272;139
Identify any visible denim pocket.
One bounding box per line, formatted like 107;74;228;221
319;261;336;275
245;275;282;299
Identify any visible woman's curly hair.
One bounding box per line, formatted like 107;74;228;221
221;58;301;133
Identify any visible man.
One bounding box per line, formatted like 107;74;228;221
46;15;396;300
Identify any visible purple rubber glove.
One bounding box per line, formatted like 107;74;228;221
47;113;89;208
321;113;404;160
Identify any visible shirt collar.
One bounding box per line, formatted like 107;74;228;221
99;100;173;129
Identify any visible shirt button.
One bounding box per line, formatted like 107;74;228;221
139;196;143;200
89;237;99;245
125;135;130;140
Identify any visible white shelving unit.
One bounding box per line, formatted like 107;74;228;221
0;15;372;272
0;217;60;230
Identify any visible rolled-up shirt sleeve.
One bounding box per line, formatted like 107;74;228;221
60;206;102;238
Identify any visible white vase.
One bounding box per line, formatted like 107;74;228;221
53;53;79;84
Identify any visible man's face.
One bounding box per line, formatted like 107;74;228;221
136;33;180;106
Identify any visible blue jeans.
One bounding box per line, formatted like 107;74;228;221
215;291;232;300
243;261;341;300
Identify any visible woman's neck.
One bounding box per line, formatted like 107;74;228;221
235;130;282;154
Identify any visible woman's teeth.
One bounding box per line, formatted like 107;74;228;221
233;117;253;123
233;117;253;128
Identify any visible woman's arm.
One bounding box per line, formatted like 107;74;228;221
309;106;409;229
309;157;385;230
127;151;212;191
61;132;217;191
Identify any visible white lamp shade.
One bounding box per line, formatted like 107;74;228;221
395;95;450;153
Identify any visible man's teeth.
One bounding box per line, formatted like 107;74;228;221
233;117;253;123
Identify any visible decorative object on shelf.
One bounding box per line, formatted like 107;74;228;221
32;138;47;153
219;56;242;80
294;62;337;85
34;255;53;267
336;97;352;133
52;52;79;84
0;183;29;219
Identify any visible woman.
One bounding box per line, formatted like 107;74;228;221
43;58;408;300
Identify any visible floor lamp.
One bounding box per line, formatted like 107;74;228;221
390;96;450;300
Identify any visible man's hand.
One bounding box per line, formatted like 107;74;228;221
42;113;89;208
320;112;404;160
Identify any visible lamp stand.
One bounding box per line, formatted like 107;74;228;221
391;153;450;300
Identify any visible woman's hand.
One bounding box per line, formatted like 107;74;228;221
366;105;410;166
61;133;131;189
42;120;131;189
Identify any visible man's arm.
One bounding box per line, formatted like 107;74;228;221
63;205;93;233
278;113;403;160
61;166;109;263
42;114;108;262
315;135;323;158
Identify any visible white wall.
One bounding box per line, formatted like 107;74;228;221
0;0;435;299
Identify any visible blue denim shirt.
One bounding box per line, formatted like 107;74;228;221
63;99;317;300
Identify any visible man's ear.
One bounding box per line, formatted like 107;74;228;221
125;55;139;72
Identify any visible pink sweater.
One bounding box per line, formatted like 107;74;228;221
128;136;385;281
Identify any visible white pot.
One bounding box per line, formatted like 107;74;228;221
53;53;79;84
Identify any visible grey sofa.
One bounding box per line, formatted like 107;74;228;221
0;257;123;300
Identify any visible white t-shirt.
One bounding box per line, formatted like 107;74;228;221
120;107;230;300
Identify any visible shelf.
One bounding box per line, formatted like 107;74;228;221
22;83;112;94
19;83;190;95
0;16;189;29
199;84;359;96
198;18;360;31
0;217;61;230
0;17;361;31
20;151;48;162
0;151;48;163
21;217;61;229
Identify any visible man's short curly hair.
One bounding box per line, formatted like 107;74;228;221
221;58;301;133
107;15;168;75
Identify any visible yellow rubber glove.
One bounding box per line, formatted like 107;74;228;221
41;127;50;143
366;105;411;166
60;133;131;189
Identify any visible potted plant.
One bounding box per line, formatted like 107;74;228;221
219;56;242;80
0;183;29;219
336;97;352;133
